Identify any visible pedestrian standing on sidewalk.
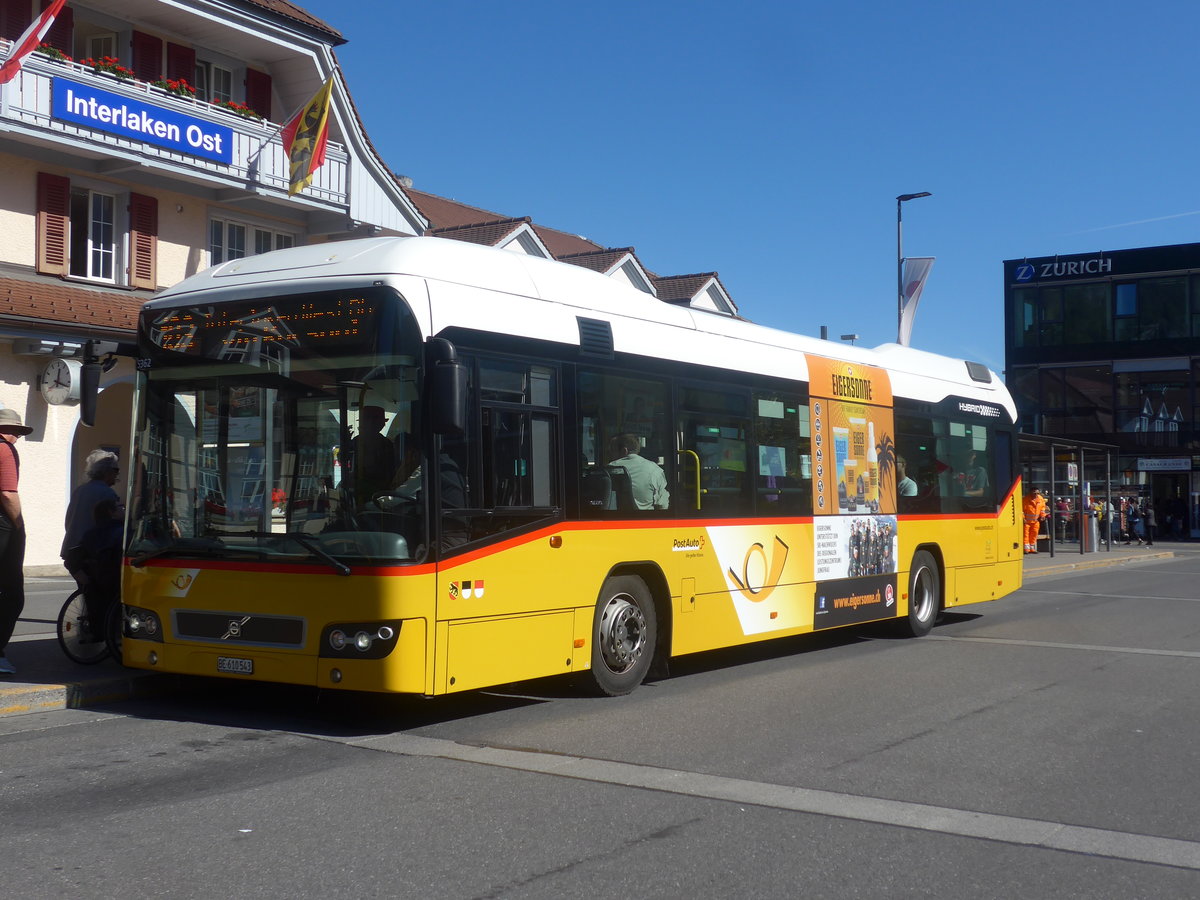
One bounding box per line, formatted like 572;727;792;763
1144;502;1157;547
61;449;120;587
0;409;32;676
1022;488;1047;553
1126;500;1143;545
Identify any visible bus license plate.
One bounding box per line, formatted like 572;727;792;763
217;656;253;675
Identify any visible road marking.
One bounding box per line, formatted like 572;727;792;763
1023;589;1200;603
0;706;121;736
927;634;1200;659
320;732;1200;871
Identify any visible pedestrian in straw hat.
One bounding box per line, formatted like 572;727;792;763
0;408;31;676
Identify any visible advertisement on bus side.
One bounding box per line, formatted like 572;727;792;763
807;355;898;627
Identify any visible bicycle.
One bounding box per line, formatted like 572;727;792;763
56;588;123;665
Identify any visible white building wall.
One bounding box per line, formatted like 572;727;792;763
0;155;39;268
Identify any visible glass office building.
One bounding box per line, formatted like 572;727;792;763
1005;243;1200;537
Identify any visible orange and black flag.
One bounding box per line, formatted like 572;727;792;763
280;77;334;196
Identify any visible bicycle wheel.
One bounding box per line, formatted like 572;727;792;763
57;589;111;665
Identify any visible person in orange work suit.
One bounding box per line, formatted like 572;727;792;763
1023;487;1048;554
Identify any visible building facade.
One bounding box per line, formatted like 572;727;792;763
1004;243;1200;537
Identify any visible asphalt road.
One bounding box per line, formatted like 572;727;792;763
3;556;1199;898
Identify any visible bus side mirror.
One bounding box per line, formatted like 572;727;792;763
79;339;137;427
79;358;102;427
429;338;467;436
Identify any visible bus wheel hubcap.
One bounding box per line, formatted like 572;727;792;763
913;567;933;619
599;594;646;674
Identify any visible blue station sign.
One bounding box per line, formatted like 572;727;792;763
52;77;233;164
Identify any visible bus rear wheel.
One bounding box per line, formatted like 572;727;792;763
899;550;940;637
588;575;656;696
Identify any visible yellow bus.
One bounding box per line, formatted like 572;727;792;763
117;236;1022;696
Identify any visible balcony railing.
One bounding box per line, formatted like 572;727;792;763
0;51;348;207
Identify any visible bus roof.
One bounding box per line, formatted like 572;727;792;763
148;236;1015;417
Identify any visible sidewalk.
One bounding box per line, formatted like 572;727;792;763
0;577;176;718
2;544;1194;719
1021;539;1188;578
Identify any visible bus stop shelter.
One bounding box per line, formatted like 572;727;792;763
1018;433;1119;558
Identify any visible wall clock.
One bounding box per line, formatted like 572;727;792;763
41;358;83;406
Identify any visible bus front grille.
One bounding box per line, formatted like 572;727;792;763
173;610;306;648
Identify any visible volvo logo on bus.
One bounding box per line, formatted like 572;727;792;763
222;616;251;640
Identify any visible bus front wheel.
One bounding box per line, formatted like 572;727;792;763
588;575;656;696
899;550;940;637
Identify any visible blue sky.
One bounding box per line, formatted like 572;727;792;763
300;0;1200;376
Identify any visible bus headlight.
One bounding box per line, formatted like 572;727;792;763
124;605;164;642
319;621;402;659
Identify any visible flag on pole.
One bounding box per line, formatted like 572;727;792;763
280;77;334;195
0;0;68;86
897;256;934;347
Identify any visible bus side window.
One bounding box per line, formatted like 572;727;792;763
576;370;670;517
945;421;996;513
753;391;811;515
895;412;941;514
678;385;752;517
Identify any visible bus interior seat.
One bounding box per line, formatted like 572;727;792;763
606;465;636;511
580;466;612;510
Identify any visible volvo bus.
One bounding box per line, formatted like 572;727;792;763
117;236;1023;696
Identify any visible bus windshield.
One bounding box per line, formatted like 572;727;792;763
128;286;427;566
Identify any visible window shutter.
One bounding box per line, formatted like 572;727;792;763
36;172;70;277
131;30;162;82
0;0;32;41
41;0;72;56
245;68;272;120
128;193;158;290
166;42;195;83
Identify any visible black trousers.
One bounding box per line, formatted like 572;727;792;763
0;516;26;653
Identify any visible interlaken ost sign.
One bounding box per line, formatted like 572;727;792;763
52;77;234;164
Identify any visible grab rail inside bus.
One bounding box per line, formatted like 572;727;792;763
677;449;701;510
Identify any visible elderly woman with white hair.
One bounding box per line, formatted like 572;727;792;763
61;449;121;581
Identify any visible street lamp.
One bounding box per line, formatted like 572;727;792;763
896;192;932;340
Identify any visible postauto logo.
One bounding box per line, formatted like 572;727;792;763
1014;263;1036;283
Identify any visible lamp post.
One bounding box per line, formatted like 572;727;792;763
896;192;931;339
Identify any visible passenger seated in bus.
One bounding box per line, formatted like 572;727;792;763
607;433;670;510
957;449;989;498
895;455;918;498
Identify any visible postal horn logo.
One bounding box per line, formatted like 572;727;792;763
728;535;789;603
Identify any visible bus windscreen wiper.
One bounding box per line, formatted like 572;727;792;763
129;536;225;568
281;531;352;576
234;531;353;576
